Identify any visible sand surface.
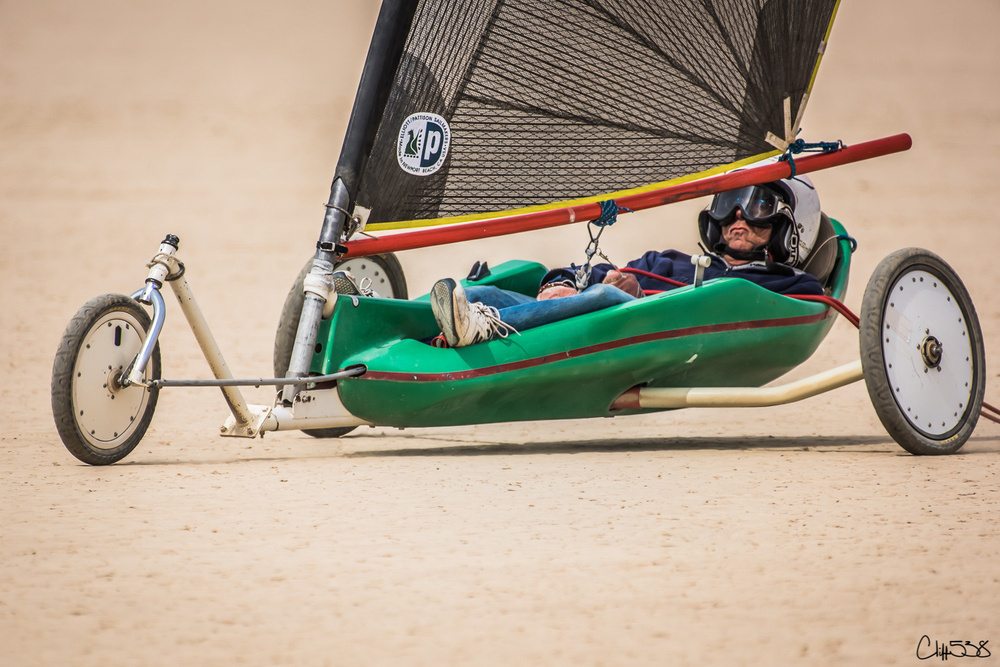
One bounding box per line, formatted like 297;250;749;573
2;1;999;665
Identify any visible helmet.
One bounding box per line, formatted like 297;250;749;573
698;176;821;267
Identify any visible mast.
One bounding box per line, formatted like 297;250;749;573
282;0;420;403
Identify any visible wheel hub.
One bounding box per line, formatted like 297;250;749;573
106;366;126;394
919;335;942;368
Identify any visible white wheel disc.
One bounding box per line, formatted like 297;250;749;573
881;270;975;437
72;311;153;450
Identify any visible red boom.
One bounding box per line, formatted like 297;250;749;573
343;133;912;258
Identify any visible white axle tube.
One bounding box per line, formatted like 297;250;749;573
611;360;863;410
261;407;369;432
221;388;368;437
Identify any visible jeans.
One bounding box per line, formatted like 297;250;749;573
464;283;635;334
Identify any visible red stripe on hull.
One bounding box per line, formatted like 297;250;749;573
358;309;834;383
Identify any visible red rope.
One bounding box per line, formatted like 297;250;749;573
619;266;688;289
619;266;862;330
789;294;860;329
982;401;1000;425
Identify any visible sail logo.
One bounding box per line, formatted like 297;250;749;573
397;112;450;176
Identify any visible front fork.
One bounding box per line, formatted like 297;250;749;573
125;234;262;434
125;236;175;387
120;232;367;439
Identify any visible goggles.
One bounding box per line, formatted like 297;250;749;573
707;185;786;226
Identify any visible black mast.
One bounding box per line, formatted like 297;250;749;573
319;0;420;254
283;0;419;402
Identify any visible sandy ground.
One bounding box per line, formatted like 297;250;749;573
2;1;999;665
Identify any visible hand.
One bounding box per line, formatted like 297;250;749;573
602;270;643;298
537;285;578;300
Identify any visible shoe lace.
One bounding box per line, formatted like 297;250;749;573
468;302;519;342
357;276;375;297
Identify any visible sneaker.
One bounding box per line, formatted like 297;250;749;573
332;270;375;297
430;278;517;347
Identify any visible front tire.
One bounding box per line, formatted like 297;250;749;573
860;248;985;454
51;294;161;465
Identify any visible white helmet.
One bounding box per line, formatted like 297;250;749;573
770;175;821;268
698;175;821;268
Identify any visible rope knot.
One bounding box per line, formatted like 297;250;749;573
591;199;632;227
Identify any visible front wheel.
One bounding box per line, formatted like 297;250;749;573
51;294;161;465
859;248;985;455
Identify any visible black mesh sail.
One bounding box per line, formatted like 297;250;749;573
353;0;840;230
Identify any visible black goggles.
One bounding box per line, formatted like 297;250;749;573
707;186;784;224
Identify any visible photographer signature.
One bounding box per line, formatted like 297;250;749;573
917;636;991;660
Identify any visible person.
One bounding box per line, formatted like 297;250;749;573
429;177;827;348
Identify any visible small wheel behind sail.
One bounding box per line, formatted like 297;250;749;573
273;253;407;439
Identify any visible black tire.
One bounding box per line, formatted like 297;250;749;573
51;294;161;465
859;248;985;455
273;253;407;438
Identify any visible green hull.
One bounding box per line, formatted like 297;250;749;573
311;222;852;428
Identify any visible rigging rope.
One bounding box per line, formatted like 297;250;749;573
573;200;633;290
779;138;844;177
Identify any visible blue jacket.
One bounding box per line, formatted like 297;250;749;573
540;250;825;296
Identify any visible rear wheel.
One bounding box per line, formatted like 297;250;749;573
51;294;160;465
860;248;985;454
335;254;408;300
273;253;407;438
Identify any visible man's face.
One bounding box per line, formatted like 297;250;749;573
721;210;773;253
